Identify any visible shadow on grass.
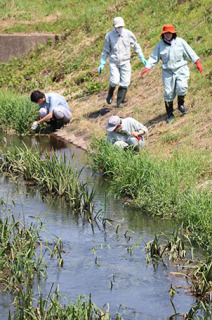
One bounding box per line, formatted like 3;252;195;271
87;106;112;118
144;112;167;127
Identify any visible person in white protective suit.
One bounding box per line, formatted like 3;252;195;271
98;17;147;108
142;24;203;123
30;91;72;132
106;115;148;149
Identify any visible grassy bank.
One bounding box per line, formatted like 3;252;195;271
0;0;211;155
0;0;211;97
89;138;212;253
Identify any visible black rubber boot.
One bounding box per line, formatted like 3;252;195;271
106;85;116;104
165;101;175;124
56;119;66;130
117;86;127;108
46;118;65;133
178;96;188;114
46;121;57;133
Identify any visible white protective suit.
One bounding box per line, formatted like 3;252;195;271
146;37;199;101
101;28;144;87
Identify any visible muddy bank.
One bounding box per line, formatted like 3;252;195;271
53;124;90;151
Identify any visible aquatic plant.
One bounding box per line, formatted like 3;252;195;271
185;300;212;320
190;258;212;298
173;257;212;300
89;138;212;252
0;214;42;293
0;202;62;294
127;229;188;264
13;288;111;320
126;229;211;315
0;143;96;211
0;200;112;319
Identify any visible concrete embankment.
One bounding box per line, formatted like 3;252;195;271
0;33;59;63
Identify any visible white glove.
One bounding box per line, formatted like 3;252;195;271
31;121;39;130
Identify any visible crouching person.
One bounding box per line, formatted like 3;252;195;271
106;116;148;149
30;91;72;132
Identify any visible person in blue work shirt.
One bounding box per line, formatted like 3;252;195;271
98;17;147;108
106;115;148;149
30;91;72;132
142;24;203;123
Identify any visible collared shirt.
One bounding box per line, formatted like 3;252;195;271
39;93;70;113
107;117;148;144
146;37;199;71
101;28;143;65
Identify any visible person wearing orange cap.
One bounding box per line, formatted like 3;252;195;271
141;24;203;123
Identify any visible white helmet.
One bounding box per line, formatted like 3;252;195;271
113;17;125;28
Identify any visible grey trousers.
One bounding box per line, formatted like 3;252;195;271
39;106;72;123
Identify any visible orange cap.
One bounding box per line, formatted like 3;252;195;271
161;24;178;34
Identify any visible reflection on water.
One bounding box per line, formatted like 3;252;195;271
0;135;199;320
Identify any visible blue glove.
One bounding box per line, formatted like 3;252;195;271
139;55;147;66
98;58;106;74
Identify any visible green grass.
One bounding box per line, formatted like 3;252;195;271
88;138;212;252
0;89;37;134
13;290;112;320
0;0;113;33
0;143;96;211
0;0;211;100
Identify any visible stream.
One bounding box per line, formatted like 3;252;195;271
0;134;200;320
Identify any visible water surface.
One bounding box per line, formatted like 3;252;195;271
0;135;199;319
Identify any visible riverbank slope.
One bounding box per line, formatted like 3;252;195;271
0;0;211;158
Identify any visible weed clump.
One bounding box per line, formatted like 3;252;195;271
0;89;37;134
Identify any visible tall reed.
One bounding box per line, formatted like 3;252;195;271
13;289;111;320
0;143;96;211
0;89;37;134
0;204;61;293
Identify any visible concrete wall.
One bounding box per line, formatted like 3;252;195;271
0;33;59;63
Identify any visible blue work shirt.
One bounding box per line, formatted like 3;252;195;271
39;93;70;113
